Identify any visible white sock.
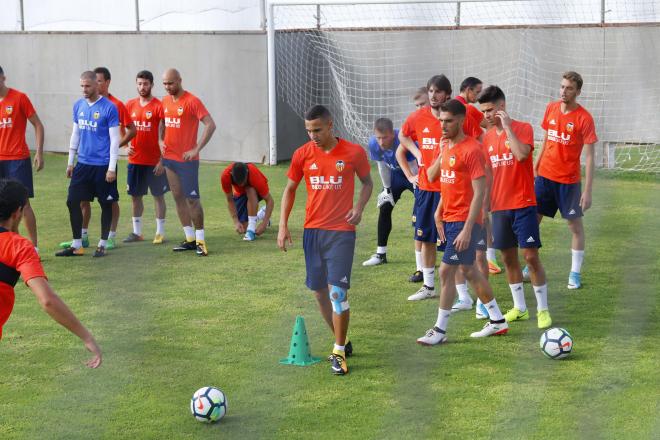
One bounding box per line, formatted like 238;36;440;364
195;229;205;242
509;282;527;312
132;217;142;235
476;297;483;308
333;343;345;353
256;206;266;222
183;226;195;241
485;299;504;321
533;284;549;312
571;249;584;273
81;228;88;237
423;267;435;289
108;230;116;239
247;216;257;232
72;239;82;249
34;246;39;255
98;239;108;248
377;246;387;255
487;247;497;261
156;218;165;235
435;308;452;332
415;250;423;271
456;283;471;303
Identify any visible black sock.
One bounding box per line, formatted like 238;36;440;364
377;204;393;247
67;199;83;240
99;201;112;240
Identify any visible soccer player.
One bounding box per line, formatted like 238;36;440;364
58;67;136;250
478;85;552;328
56;70;119;258
220;162;274;241
413;86;429;109
0;179;102;367
123;70;169;244
278;105;372;376
534;71;598;289
417;99;508;345
0;65;45;250
160;68;216;256
361;118;417;268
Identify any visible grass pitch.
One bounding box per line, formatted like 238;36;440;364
0;153;658;439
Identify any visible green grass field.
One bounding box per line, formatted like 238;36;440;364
0;153;658;439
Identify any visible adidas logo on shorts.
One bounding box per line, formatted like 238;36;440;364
478;239;486;245
106;195;113;201
340;276;348;283
526;236;535;243
190;190;197;196
450;254;459;261
568;209;576;215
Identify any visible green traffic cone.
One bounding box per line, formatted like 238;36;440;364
279;316;321;366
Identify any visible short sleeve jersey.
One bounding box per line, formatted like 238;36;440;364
401;107;442;192
162;91;210;162
368;129;414;171
287;138;371;232
221;163;270;198
107;94;132;128
483;120;536;211
73;96;119;166
439;136;486;224
125;97;164;166
456;95;485;132
0;89;36;160
0;229;47;340
539;101;598;184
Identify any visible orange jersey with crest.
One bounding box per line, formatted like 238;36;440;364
483;120;536;211
539;101;597;184
125;97;164;165
162;91;210;162
287;139;370;231
221;163;270;198
439;136;485;224
401;106;442;191
0;89;36;160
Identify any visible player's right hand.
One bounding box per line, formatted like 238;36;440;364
66;165;74;178
277;226;293;252
234;220;246;234
83;336;102;369
408;174;419;186
125;146;135;156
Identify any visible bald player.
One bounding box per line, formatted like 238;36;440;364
159;68;216;256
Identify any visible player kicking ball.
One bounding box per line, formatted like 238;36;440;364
417;100;508;345
0;179;102;368
221;162;274;241
278;105;372;375
478;86;552;328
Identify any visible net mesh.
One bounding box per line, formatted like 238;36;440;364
274;0;660;172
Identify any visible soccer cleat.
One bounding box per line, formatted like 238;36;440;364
92;246;106;258
152;234;165;244
476;302;490;320
504;307;530;322
55;246;84;257
329;350;348;376
362;253;387;266
470;321;509;337
567;271;582;290
59;236;89;249
488;259;503;274
196;240;208;256
537;309;553;329
407;285;438;301
105;237;116;250
327;340;354;361
122;233;144;243
522;265;531;282
243;230;256;241
451;299;474;313
173;240;196;252
416;327;447;346
409;270;423;283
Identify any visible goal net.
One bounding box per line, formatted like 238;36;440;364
272;0;660;172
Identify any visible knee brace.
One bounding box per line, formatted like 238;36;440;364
329;285;349;314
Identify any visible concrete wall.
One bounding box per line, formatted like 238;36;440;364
0;32;270;163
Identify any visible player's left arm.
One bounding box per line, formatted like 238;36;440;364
27;113;45;171
256;193;275;235
106;125;120;183
454;176;485;252
346;172;373;226
581;143;595;211
119;122;136;148
184;114;216;161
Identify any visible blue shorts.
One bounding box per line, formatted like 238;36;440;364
162;159;200;199
67;163;119;203
0;158;33;198
233;194;264;223
303;229;356;291
492;206;542;249
414;189;440;243
411;187;420;227
535;175;583;219
475;222;487;251
441;222;483;266
391;170;414;203
127;164;169;197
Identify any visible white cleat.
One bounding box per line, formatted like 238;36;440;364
407;285;438;301
470;321;509;338
451;299;474;313
416;327;448;346
362;253;387;266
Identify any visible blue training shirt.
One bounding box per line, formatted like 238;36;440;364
368;129;414;171
72;96;119;166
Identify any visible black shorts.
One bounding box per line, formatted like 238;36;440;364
67;163;118;203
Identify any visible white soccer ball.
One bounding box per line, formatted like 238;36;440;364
540;327;573;359
190;386;227;422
